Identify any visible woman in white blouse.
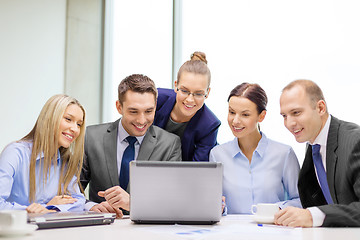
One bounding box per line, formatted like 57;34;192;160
210;83;301;214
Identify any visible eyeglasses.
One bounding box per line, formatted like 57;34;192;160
177;88;208;99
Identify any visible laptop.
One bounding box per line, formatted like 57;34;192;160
28;211;116;229
129;161;223;224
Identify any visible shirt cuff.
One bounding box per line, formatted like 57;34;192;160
84;201;98;211
307;207;325;227
277;201;286;209
222;200;228;216
46;205;60;211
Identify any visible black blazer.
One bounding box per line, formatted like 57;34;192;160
298;116;360;227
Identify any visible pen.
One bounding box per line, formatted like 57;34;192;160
258;224;277;227
257;223;294;229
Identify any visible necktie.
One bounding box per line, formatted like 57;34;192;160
119;136;137;190
312;144;333;204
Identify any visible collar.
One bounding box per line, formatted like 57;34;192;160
254;132;267;158
231;132;268;159
36;149;61;164
22;141;61;164
118;118;145;145
310;114;331;148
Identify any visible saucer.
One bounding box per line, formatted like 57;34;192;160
0;224;38;236
251;215;274;224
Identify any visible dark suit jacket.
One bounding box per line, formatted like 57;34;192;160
80;119;182;204
298;116;360;227
153;88;221;161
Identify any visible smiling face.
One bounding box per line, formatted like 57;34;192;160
228;96;266;140
117;90;156;136
58;104;84;148
280;85;327;143
173;71;210;122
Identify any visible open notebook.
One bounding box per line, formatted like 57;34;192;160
130;161;223;224
28;211;116;229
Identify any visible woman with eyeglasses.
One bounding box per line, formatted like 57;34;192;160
153;51;220;161
210;83;301;214
0;94;86;213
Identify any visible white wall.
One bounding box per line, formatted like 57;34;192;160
65;0;103;126
0;0;67;150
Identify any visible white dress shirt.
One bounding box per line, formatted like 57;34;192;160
307;114;331;227
116;119;145;176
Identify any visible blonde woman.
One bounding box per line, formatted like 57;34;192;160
0;94;86;212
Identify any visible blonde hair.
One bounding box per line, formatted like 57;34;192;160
177;51;211;88
22;94;86;203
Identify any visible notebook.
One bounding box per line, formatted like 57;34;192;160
129;161;223;224
27;211;116;229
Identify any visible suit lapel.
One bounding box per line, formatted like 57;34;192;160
104;119;120;186
137;125;157;160
181;106;203;160
326;116;339;203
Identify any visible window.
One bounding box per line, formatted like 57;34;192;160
106;0;360;163
180;0;360;162
104;0;173;122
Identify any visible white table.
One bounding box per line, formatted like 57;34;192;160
3;215;360;240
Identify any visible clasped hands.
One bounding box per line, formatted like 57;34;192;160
26;195;77;213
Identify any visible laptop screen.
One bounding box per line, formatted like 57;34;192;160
129;161;223;224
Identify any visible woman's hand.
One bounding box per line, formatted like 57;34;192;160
47;195;77;206
26;203;56;213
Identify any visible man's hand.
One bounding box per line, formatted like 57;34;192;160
274;206;313;227
47;195;77;206
98;186;130;211
26;203;56;213
90;201;123;219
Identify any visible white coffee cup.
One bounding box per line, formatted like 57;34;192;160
0;210;28;229
251;203;279;219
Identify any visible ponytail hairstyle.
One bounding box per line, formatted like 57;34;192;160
177;51;211;89
228;83;268;114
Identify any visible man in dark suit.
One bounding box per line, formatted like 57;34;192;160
81;74;181;218
274;79;360;227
